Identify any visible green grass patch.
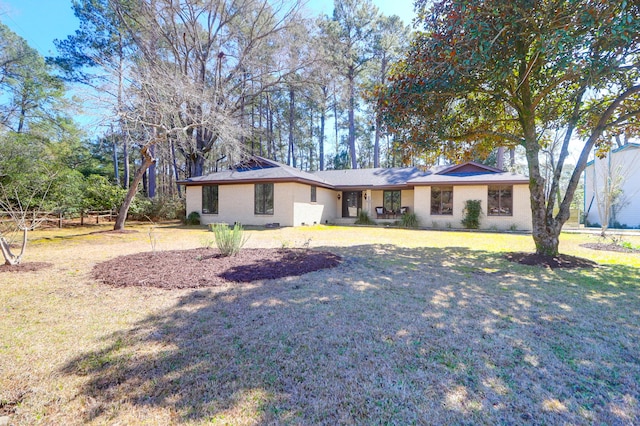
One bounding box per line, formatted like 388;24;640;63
1;225;639;424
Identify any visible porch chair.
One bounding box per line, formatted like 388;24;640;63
375;206;386;219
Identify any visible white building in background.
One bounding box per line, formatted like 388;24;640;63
584;143;640;229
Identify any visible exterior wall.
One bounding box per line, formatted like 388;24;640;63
402;189;415;214
413;184;532;231
371;190;383;216
187;183;292;226
292;184;336;226
584;148;640;228
187;183;339;227
185;185;202;216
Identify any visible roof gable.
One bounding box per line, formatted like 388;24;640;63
234;156;278;171
181;155;333;187
437;161;503;176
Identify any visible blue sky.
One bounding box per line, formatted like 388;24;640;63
0;0;417;57
0;0;81;56
0;0;417;139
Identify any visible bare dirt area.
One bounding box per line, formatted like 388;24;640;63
92;248;342;288
581;242;640;254
0;262;53;273
505;252;598;269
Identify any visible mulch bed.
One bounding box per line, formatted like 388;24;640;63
0;262;53;273
504;252;597;269
92;248;342;289
580;243;640;253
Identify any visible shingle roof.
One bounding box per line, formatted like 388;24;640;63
313;167;427;189
181;157;529;188
182;156;333;187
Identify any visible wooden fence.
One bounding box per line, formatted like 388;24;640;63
0;209;116;228
80;210;116;225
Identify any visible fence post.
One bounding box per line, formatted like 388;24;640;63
59;211;63;228
96;212;99;224
80;211;84;226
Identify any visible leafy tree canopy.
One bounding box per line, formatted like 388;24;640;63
381;0;640;255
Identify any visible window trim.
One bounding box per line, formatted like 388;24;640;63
254;183;274;215
201;185;219;214
430;186;454;215
487;184;513;216
383;190;401;213
310;185;317;203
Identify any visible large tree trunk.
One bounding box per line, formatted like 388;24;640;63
519;57;562;256
347;67;357;169
122;136;130;188
496;146;504;170
112;134;119;183
374;115;381;168
266;93;273;159
526;142;561;256
288;87;296;168
319;110;325;171
170;140;181;197
333;89;339;155
0;228;27;266
148;144;156;198
374;57;388;169
187;152;206;178
114;144;155;231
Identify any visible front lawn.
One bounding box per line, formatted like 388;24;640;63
1;225;639;424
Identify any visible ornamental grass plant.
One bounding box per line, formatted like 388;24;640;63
211;222;248;256
400;212;419;228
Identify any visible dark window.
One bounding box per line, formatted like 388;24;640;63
431;186;453;215
202;185;218;214
488;185;513;216
255;183;274;215
383;190;401;213
311;185;317;203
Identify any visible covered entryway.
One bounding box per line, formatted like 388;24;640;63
341;191;362;218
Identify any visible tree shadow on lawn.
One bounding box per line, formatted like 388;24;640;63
61;245;640;424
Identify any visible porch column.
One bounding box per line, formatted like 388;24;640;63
365;189;372;215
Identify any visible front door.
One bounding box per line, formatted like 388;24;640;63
342;191;362;218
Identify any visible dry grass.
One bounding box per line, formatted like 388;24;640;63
1;223;639;424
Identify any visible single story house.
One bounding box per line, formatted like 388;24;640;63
584;143;640;228
182;156;533;231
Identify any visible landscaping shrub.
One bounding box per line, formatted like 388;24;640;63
148;196;185;220
461;200;482;229
81;174;126;213
185;211;201;225
400;212;419;228
211;223;249;256
129;196;185;221
354;211;375;225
